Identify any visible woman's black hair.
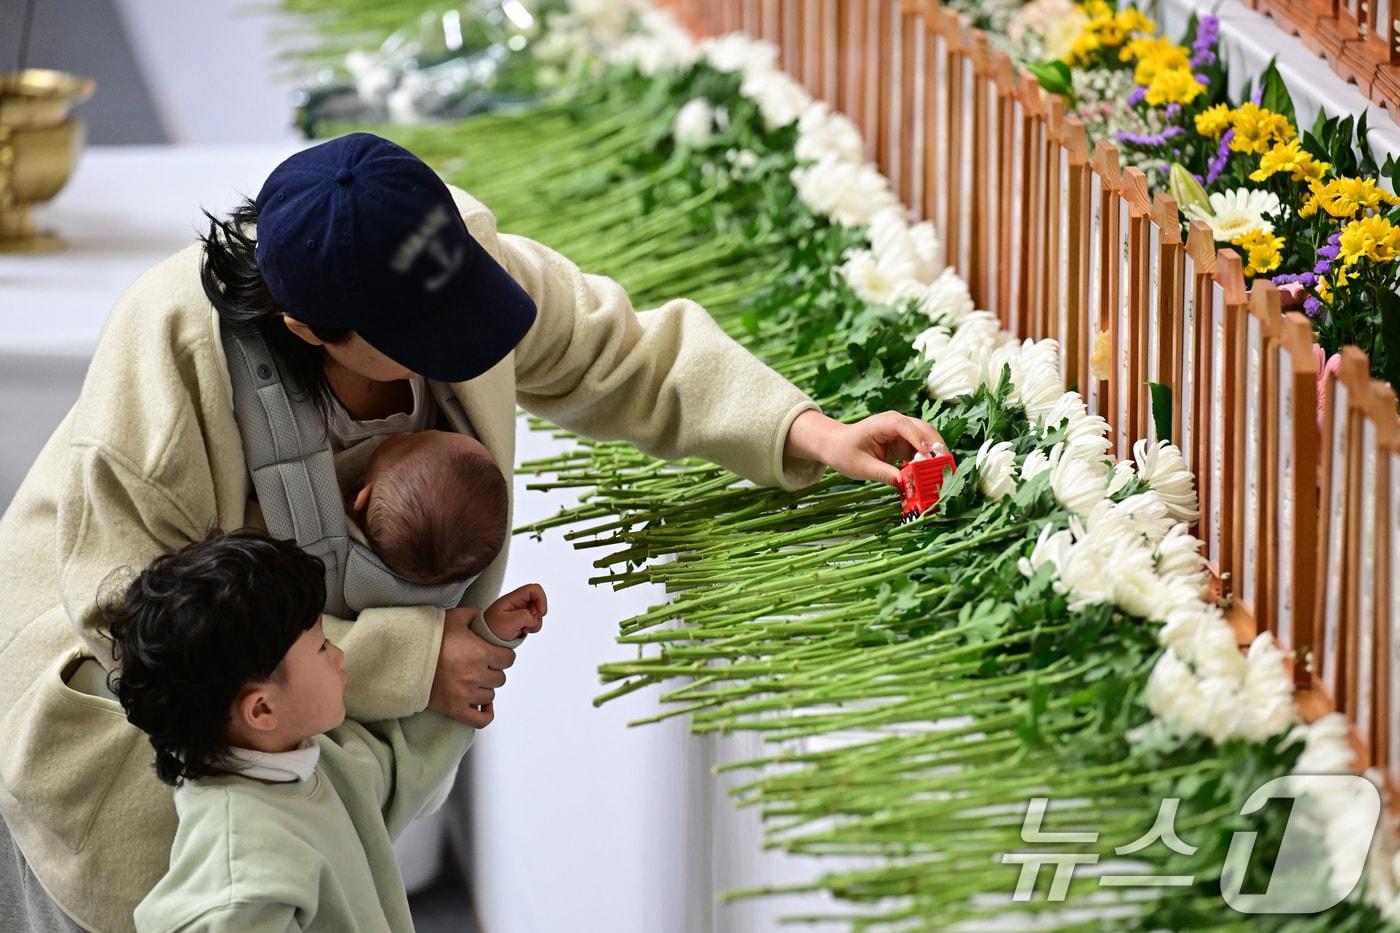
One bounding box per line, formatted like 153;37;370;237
199;197;352;418
100;531;326;786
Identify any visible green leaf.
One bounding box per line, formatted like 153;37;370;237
1026;60;1074;100
1148;382;1173;445
1258;60;1296;129
1380;290;1400;389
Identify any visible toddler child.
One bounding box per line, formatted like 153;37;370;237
104;531;545;931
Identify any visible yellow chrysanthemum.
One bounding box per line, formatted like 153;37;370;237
1315;277;1332;302
1231;229;1285;277
1295;155;1331;183
1123;37;1190;83
1144;68;1206;106
1299;185;1321;218
1067;1;1153;64
1194;103;1232;138
1068;31;1102;63
1228;103;1295;156
1249;139;1330;184
1338;214;1400;266
1116;8;1157;36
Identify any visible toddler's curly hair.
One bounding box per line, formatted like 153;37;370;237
100;531;325;785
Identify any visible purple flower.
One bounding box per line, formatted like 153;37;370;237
1194;73;1210;86
1206;128;1234;184
1273;272;1318;288
1165;103;1182;119
1252;82;1264;105
1127;85;1147;107
1115;125;1187;147
1304;296;1323;317
1314;259;1333;276
1318;233;1342;261
1191;16;1220;69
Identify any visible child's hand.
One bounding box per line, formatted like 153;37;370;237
482;583;547;642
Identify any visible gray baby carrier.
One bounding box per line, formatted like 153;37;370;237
221;322;477;617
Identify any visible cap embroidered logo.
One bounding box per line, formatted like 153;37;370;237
390;204;465;292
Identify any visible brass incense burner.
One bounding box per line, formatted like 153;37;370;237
0;69;94;252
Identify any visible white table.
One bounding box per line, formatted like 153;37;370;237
0;143;301;506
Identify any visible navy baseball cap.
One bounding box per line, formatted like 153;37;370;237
254;133;537;383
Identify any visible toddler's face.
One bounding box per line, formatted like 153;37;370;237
271;617;348;737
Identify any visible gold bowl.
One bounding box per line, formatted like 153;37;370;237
0;69;96;252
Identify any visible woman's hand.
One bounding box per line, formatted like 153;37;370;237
429;607;514;728
784;408;947;487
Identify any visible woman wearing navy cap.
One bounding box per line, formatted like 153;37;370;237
0;132;946;931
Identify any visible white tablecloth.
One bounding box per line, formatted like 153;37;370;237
1133;0;1400;168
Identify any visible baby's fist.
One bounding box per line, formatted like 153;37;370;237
483;583;547;642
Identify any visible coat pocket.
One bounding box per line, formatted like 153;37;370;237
0;648;142;853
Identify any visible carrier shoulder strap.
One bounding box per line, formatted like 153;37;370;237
220;323;477;617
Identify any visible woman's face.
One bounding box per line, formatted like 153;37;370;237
283;317;417;382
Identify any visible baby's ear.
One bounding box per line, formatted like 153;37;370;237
351;483;373;515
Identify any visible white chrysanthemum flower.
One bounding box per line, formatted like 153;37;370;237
1106;460;1135;496
913;268;975;324
925;353;981;399
1010;339;1063;419
1017;523;1075;580
1102;492;1175;545
839;249;918;307
978;341;1022;393
1237;634;1297;740
1154;524;1208;586
1146;649;1202;726
946;311;1004;356
672;98;715;146
1291;713;1357;774
1037;391;1088;432
1195;674;1249;744
913;325;981;399
1055;537;1115;609
699;33;779;77
1020;448;1051;483
1047;443;1110;516
740;68;812;129
1156;603;1219;652
977;440;1017;501
795;102;866;164
1103;544;1164;619
1181;187;1281;241
607;33;694;75
790;155;900;227
1133;439;1199;524
1185;616;1248;681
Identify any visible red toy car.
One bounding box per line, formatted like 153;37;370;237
898;453;957;521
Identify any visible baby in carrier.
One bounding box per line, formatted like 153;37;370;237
352;430;508;586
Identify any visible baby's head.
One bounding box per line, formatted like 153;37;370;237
102;531;347;786
353;430;508;586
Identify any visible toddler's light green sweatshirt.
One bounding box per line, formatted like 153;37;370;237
133;711;471;932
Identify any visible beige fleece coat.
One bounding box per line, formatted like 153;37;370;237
0;186;822;932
